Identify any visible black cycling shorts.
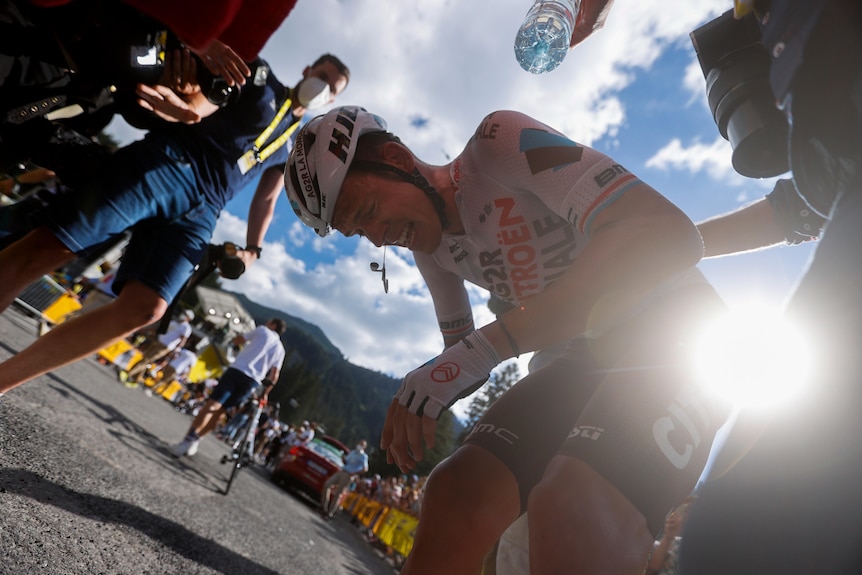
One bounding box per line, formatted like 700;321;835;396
209;367;259;410
462;283;731;535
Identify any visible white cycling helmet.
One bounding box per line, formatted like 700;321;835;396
285;106;388;236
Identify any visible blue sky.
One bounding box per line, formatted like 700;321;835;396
107;0;814;406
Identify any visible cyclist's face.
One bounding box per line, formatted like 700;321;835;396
333;171;443;254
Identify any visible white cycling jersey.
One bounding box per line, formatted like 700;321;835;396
415;110;707;343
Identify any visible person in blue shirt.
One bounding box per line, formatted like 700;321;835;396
320;440;369;520
0;52;349;399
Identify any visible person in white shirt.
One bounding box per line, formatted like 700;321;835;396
320;440;369;519
127;309;194;384
146;346;198;398
294;420;316;446
171;318;286;457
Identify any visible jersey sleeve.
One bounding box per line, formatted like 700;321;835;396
468;110;643;236
415;252;475;346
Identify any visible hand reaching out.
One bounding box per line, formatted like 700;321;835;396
136;83;201;123
569;0;616;48
190;40;251;87
163;48;200;95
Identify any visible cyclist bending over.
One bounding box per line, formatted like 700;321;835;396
285;106;731;575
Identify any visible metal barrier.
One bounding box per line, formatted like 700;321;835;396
14;275;81;325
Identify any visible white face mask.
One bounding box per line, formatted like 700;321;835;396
296;76;331;110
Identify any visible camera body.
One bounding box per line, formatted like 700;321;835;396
209;242;246;279
691;10;789;178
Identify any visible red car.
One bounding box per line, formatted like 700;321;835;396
272;436;347;498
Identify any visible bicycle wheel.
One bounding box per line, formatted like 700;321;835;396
223;456;243;495
222;398;262;495
224;434;253;495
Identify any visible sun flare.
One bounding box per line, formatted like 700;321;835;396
693;304;814;409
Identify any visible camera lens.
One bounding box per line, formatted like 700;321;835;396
207;79;236;107
705;47;790;178
692;10;790;178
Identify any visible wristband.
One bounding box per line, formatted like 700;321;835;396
498;319;521;357
245;245;262;257
262;378;274;387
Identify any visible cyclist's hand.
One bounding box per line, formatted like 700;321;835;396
381;331;499;471
395;331;499;419
381;399;438;473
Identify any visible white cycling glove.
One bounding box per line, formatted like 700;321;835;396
394;330;501;419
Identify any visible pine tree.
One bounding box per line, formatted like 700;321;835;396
459;362;520;442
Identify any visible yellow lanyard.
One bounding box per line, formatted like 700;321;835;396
237;92;301;175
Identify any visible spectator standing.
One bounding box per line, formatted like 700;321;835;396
146;345;198;398
170;318;286;457
159;346;198;386
293;421;315;447
321;440;369;519
127;309;194;385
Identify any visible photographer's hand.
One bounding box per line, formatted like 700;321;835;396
164;48;200;96
233;248;259;272
191;40;251;87
135;84;202;124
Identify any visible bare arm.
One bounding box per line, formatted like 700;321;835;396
235;165;283;268
697;198;786;258
265;365;280;384
415;253;475;350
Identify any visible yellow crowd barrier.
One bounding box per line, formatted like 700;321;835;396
97;339;142;371
341;493;418;560
187;344;226;383
42;293;82;324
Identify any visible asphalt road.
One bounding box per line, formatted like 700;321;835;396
0;307;398;575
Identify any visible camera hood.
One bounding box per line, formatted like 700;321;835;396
692;10;790;178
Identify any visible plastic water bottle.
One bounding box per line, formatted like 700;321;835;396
514;0;580;74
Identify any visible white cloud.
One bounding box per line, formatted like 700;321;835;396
266;0;728;163
646;136;736;180
645;136;778;204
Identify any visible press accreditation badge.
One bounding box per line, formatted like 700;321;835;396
237;150;258;175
